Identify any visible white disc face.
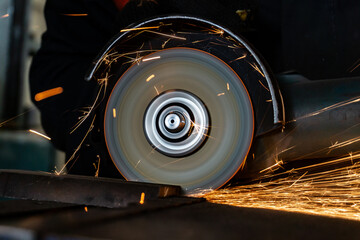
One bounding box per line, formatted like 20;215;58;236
105;48;254;195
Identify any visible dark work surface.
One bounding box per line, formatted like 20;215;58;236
0;199;360;240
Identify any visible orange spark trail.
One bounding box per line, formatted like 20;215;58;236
329;136;360;151
56;116;96;175
146;30;187;40
258;80;269;91
95;155;100;178
229;54;246;63
348;58;360;72
153;86;160;95
248;62;265;77
62;13;88;16
34;87;63;102
1;14;9;18
206;153;360;221
0;108;34;128
288;96;360;123
120;26;160;32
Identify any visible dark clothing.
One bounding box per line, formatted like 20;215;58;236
30;0;121;176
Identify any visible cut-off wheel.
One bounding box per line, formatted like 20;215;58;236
88;16;277;195
104;48;254;195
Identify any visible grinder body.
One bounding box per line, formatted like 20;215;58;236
86;16;360;193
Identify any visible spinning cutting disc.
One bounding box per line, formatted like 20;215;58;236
104;47;254;195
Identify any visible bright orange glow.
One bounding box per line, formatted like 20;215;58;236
139;192;145;204
34;87;63;102
1;14;9;18
84;206;88;212
112;108;117;118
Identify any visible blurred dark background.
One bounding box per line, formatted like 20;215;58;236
0;0;359;172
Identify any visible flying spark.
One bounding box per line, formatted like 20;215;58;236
229;54;246;63
0;108;34;128
1;14;9;18
143;56;160;62
28;129;51;140
348;58;360;73
258;80;269;92
56;116;96;175
156;158;186;169
162;38;171;48
146;74;155;82
62;13;88;16
259;160;284;173
146;30;187;40
329;136;360;151
207;27;224;36
94;155;100;177
154;86;160;95
182;112;214;140
135;160;141;168
289;96;360;123
70;74;109;134
120;26;160;32
248;62;265;77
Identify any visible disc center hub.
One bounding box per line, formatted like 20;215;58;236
164;112;185;133
144;90;210;157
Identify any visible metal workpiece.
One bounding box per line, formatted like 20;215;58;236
0;170;181;208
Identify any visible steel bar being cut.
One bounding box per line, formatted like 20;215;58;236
0;170;181;208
